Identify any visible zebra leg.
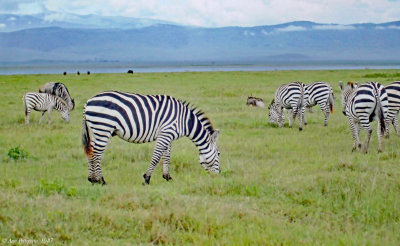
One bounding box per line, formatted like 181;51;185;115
349;118;361;152
47;107;53;124
162;145;172;181
25;109;31;125
278;108;285;128
286;109;292;128
361;125;372;154
297;106;305;131
39;111;46;124
87;134;111;185
377;121;384;153
143;137;171;185
322;104;330;127
394;116;400;136
384;117;391;139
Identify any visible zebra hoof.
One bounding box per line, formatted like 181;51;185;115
143;173;151;185
299;127;303;131
100;177;107;186
163;173;173;181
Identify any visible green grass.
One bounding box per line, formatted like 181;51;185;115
1;69;400;244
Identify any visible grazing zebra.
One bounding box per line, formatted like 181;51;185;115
339;81;388;153
384;81;400;137
22;92;70;125
82;91;221;185
39;82;75;110
268;81;305;131
286;82;335;126
302;82;335;126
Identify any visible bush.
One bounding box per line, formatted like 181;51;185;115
7;146;29;161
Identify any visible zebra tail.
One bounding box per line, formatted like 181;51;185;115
294;83;304;118
82;112;93;158
376;96;386;135
329;92;334;114
22;94;28;116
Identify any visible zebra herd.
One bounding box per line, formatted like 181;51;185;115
21;79;400;185
268;81;334;130
267;80;400;153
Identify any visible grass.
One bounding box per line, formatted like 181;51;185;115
1;69;400;244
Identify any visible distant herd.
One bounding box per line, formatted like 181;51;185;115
21;78;400;185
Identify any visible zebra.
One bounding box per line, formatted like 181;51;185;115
82;91;221;185
339;81;388;153
22;92;70;125
302;82;335;126
285;82;335;126
268;81;305;131
39;82;75;110
384;81;400;137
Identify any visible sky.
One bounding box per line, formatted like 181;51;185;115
0;0;400;27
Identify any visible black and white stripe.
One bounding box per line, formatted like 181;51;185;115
39;82;75;110
82;91;220;185
340;81;388;153
302;82;334;126
22;92;70;125
384;81;400;137
268;81;305;130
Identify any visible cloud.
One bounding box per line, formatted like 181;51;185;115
276;25;307;32
388;25;400;29
0;0;400;27
244;30;256;36
0;23;6;29
312;24;356;30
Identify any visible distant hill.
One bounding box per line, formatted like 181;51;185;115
0;14;399;65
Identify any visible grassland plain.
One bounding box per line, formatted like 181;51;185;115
0;69;400;245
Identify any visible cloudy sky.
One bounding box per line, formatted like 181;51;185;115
1;0;399;27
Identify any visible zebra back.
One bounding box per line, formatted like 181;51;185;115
385;81;400;120
39;82;74;110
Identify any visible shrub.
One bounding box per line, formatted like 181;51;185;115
7;146;29;161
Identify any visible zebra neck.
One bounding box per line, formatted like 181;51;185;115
55;99;65;112
186;111;211;152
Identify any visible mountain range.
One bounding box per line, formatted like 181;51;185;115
1;13;399;65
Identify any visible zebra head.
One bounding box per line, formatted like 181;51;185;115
61;108;70;123
268;99;279;124
199;129;220;173
339;81;357;115
58;99;70;123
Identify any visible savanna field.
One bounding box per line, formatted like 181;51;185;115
1;69;400;245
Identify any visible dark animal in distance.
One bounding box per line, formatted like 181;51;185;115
127;70;134;74
246;96;265;108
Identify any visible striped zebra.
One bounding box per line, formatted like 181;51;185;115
39;82;75;110
268;81;305;131
285;82;335;126
22;92;70;125
384;81;400;137
339;81;388;153
82;91;221;185
302;82;335;126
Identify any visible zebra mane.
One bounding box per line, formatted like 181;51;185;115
181;100;215;134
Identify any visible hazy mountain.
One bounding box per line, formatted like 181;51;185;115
1;14;399;65
0;13;178;32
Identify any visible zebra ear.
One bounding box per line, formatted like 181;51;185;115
211;129;219;142
339;81;343;90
